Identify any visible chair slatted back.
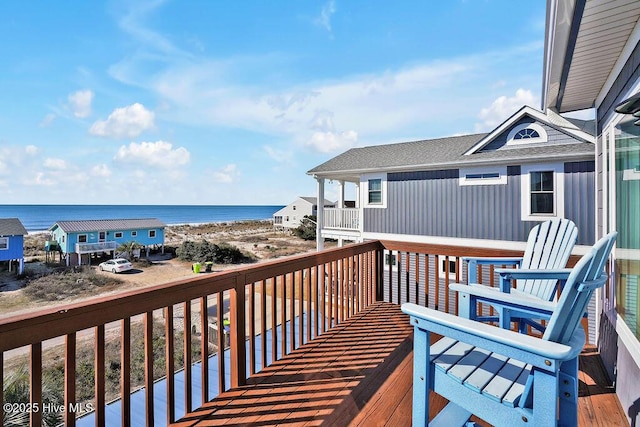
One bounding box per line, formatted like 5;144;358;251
518;218;578;300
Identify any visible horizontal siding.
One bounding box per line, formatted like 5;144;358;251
365;161;595;245
0;235;24;260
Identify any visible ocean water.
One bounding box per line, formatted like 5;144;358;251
0;205;284;232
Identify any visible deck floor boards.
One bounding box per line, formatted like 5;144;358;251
172;302;628;427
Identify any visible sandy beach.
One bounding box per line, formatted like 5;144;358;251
0;220;321;317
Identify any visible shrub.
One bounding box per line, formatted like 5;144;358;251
24;270;123;301
293;215;317;241
176;240;254;264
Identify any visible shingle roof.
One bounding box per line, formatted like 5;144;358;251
299;197;334;206
51;218;166;233
0;218;28;236
308;133;594;176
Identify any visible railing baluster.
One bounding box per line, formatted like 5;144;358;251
121;318;131;427
200;296;209;402
281;274;288;356
445;255;451;314
183;302;192;412
405;252;410;304
434;254;440;311
248;283;256;376
164;307;174;425
144;312;154;427
261;279;267;370
297;271;303;348
30;342;42;427
415;253;420;305
306;268;312;343
270;278;277;363
65;333;76;427
216;292;225;394
320;263;326;333
95;324;106;426
397;251;402;304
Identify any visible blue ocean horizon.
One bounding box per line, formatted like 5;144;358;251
0;204;284;232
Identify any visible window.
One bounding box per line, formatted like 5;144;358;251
131;231;137;237
149;230;156;238
362;173;387;208
506;123;547;146
520;163;564;220
114;232;123;239
530;171;554;214
368;179;382;204
0;237;7;250
293;205;296;210
438;255;457;279
459;166;507;186
78;234;88;243
514;128;540;139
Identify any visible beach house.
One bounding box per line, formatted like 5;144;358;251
0;218;28;275
0;1;636;425
49;218;166;266
308;105;596;251
543;0;640;420
272;196;335;230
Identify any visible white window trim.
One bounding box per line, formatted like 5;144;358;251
520;163;564;221
361;173;387;208
78;234;88;243
131;231;138;237
149;230;157;238
506;123;548;146
114;231;124;239
459;166;507;186
438;255;457;280
0;237;8;250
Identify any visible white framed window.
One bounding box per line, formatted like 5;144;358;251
131;231;137;237
149;230;157;238
383;249;398;271
438;255;457;280
78;234;88;243
361;173;387;208
459;166;507;186
520;163;564;220
114;232;123;239
506;123;548;146
0;237;8;250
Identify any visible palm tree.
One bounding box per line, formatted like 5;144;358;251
116;241;140;260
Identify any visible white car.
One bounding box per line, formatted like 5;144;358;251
99;258;133;273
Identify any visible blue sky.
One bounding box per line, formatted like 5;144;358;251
0;1;547;205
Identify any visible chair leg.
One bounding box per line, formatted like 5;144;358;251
412;326;430;427
558;357;579;426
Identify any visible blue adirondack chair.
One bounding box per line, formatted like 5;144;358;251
402;232;616;427
451;218;578;332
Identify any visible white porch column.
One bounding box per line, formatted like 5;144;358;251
337;180;345;208
315;176;325;251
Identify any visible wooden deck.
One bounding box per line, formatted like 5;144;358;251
172;302;628;427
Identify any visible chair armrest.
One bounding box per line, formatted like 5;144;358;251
401;303;584;368
461;256;523;265
449;282;556;316
494;268;572;281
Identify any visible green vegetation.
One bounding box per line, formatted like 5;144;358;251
176;240;254;264
293;215;317;241
24;270;123;301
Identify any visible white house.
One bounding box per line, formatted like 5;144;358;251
273;197;335;230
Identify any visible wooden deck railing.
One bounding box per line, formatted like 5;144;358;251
1;239;579;426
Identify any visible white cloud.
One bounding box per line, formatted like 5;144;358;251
307;130;357;153
43;158;68;170
315;1;336;33
39;113;56;127
90;103;155;139
114;140;190;168
263;146;294;163
68;90;94;118
25;145;39;155
475;89;538;132
212;164;239;183
26;172;55;187
91;164;112;177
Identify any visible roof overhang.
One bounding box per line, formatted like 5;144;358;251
543;0;640;113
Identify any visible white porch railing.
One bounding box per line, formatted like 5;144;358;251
323;208;360;230
76;241;118;254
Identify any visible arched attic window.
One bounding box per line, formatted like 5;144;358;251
506;123;547;146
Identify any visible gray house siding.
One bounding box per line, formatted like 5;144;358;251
364;161;595;245
480;118;584;152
